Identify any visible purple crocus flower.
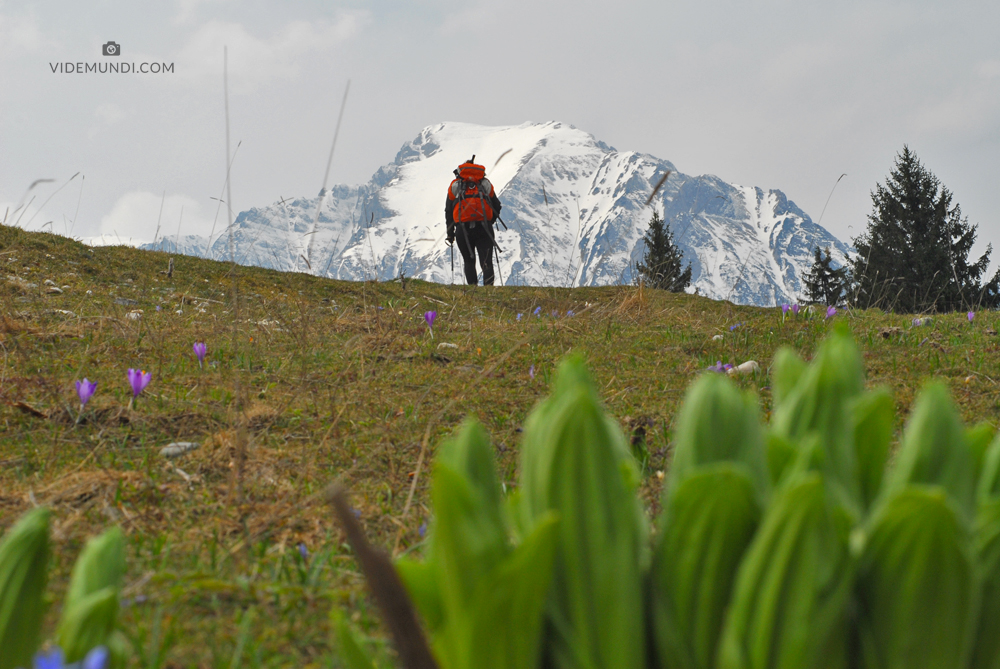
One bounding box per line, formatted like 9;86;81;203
193;341;207;368
298;542;308;560
708;361;733;373
516;313;523;321
424;310;437;328
781;303;790;315
418;522;427;538
729;322;742;331
791;304;800;315
529;364;535;379
826;306;837;319
566;310;575;317
34;646;109;669
127;368;151;398
533;306;541;317
968;311;975;323
76;378;97;409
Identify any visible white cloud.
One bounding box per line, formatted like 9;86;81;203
173;0;230;26
96;191;218;247
439;4;491;36
978;60;1000;79
87;102;128;139
0;11;55;59
173;14;368;92
909;76;1000;137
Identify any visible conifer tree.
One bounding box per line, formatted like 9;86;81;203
850;146;1000;312
637;211;692;292
803;246;849;305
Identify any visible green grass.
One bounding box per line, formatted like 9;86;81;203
2;224;999;667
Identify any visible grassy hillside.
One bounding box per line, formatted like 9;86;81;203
1;224;999;666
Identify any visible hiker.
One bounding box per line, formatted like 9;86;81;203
446;157;503;285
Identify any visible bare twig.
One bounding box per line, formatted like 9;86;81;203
327;485;439;669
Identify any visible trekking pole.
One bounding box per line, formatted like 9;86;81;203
494;244;504;286
450;242;454;284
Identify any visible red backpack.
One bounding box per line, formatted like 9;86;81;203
451;161;494;223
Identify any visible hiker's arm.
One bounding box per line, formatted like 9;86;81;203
490;191;502;222
445;192;455;243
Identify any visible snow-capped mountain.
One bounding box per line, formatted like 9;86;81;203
144;121;850;306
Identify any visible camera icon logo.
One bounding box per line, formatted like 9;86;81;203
102;41;121;57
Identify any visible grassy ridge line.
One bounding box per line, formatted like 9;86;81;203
1;225;999;665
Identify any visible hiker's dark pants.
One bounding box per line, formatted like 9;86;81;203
455;221;495;286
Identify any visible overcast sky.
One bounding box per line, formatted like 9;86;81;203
2;0;998;266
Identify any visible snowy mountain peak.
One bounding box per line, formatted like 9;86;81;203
144;121;850;306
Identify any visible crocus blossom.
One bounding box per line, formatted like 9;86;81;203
781;303;790;315
529;364;536;379
193;341;207;368
708;361;734;373
791;304;800;315
516;313;523;321
969;311;975;323
533;306;541;316
127;368;151;398
424;311;437;338
33;646;109;669
76;378;97;409
826;306;837;319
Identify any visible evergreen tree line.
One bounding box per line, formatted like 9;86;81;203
638;146;999;313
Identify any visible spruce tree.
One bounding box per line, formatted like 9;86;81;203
636;211;692;292
850;146;1000;312
803;246;849;305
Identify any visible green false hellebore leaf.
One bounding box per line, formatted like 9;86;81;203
967;422;996;492
63;526;126;612
668;372;770;504
856;486;977;669
57;587;119;664
771;346;807;408
765;431;799;487
427;422;510;648
0;507;50;669
850;389;894;512
395;557;445;634
971;498;1000;669
400;419;558;669
770;326;865;513
518;355;648;669
399;419;504;640
56;526;127;665
977;431;1000;503
456;514;558;669
652;465;761;669
882;383;976;524
717;473;854;669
